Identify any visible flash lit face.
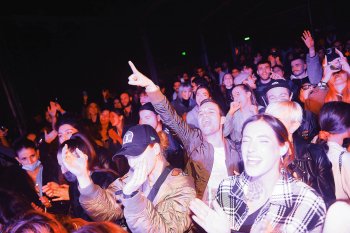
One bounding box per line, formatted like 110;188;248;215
16;148;39;166
257;63;271;81
291;59;307;77
198;101;223;136
231;86;251;107
58;124;78;144
266;87;290;104
120;93;131;107
100;109;110;125
241;120;285;177
223;74;234;89
110;112;123;127
139;110;159;130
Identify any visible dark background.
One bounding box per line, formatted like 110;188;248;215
0;0;348;136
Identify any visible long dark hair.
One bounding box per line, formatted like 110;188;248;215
241;114;294;169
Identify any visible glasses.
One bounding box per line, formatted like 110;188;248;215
301;84;316;90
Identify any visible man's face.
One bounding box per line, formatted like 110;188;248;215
197;68;205;77
231;68;240;78
257;63;271;81
88;103;99;116
291;59;306;77
125;145;157;175
58;124;78;144
195;88;210;106
266;87;290;103
140;93;151;105
272;66;284;77
173;82;181;93
120;93;131;107
198;102;223;136
139;110;159;130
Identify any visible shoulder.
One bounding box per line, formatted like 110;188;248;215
166;168;195;189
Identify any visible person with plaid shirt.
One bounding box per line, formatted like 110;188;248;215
190;114;326;233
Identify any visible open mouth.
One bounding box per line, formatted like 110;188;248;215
246;157;262;165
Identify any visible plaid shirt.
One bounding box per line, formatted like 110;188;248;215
216;172;326;233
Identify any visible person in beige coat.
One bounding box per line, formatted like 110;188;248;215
61;124;196;233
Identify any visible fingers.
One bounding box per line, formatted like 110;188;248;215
128;61;139;74
335;48;344;58
75;148;88;161
212;200;226;217
192;215;207;231
190;198;211;220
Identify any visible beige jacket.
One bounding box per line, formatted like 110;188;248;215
79;168;196;233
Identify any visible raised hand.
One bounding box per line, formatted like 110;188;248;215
190;198;230;233
122;157;148;195
270;71;285;81
62;145;89;178
228;101;241;115
44;129;57;144
336;48;350;74
47;101;58;118
301;30;314;49
128;61;157;91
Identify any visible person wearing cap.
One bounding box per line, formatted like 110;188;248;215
139;102;186;169
61;124;196;232
263;79;320;143
127;61;243;207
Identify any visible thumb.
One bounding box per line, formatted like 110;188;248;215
128;61;139;74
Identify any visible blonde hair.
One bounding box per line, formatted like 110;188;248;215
265;101;303;125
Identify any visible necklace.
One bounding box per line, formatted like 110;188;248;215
243;179;265;203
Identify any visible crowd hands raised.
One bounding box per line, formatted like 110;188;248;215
1;29;350;233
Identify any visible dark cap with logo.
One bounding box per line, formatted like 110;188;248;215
264;79;291;95
112;124;160;160
139;102;158;115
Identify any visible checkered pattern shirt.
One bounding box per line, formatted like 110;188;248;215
216;171;326;233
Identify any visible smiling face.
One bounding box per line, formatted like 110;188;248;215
231;86;251;108
291;58;307;77
241;120;286;178
195;88;210;106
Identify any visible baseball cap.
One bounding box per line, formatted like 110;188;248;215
233;72;250;85
139;102;158;115
112;124;160;160
263;79;291;95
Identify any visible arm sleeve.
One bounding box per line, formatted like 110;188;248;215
78;180;124;222
306;53;323;84
123;185;196;233
147;88;201;151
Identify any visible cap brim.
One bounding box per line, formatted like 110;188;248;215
112;144;148;161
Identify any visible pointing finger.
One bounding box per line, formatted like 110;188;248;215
128;61;139;74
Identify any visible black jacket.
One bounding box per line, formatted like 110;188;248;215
290;134;335;208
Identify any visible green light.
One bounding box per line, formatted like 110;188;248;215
244;37;250;41
181;51;186;56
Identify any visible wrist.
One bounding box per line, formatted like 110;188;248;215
145;83;158;92
77;172;92;189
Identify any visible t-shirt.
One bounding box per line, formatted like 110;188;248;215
204;146;228;207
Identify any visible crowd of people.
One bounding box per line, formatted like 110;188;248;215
1;29;350;233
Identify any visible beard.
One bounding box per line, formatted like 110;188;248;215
63;171;77;182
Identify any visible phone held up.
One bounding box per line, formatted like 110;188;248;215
326;47;341;71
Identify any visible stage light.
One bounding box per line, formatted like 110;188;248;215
181;51;187;56
244;37;250;41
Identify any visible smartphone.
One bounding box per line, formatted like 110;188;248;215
326;47;341;70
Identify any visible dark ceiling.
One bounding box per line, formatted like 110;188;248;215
0;0;347;130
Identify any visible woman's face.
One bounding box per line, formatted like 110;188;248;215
58;124;78;144
109;112;123;126
223;74;234;88
231;86;251;107
241;120;286;178
100;110;110;125
16;148;39;166
329;70;348;89
181;88;192;100
88;103;99;116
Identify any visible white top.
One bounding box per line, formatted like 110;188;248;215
204;146;228;207
327;141;350;200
